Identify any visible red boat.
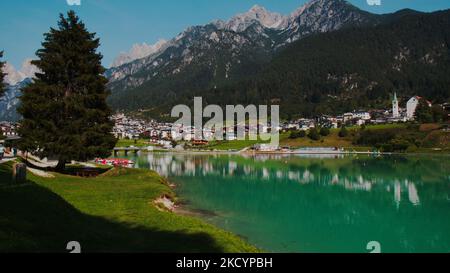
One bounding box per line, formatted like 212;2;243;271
95;158;135;167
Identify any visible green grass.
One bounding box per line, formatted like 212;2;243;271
115;138;153;148
281;123;449;153
279;131;356;149
0;162;257;253
199;139;269;151
207;141;262;151
346;123;408;131
187;124;411;151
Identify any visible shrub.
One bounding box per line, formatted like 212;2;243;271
308;128;321;141
320;127;330;137
390;139;410;152
356;129;396;146
338;127;349;138
289;130;306;139
431;105;446;122
415;99;433;123
289;132;296;139
406;145;418;153
380;144;393;153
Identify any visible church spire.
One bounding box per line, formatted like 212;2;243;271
392;92;400;118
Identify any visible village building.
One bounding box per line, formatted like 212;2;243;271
407;97;419;119
343;113;354;123
253;144;279;152
354;111;371;121
392;92;400;118
0;122;19;137
407;96;432;120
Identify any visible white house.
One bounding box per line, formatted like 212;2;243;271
354;111;371;121
343;113;354;123
407;96;431;119
356;119;366;126
254;144;279;152
407;97;419;119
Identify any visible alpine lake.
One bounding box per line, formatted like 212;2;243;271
118;152;450;253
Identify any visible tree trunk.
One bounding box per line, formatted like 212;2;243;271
56;159;66;171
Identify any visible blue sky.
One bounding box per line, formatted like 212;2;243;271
1;0;449;68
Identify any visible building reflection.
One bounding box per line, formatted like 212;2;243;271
129;153;445;207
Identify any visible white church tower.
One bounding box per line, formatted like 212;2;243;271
392;92;400;118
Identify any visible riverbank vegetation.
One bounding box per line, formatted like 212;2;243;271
283;123;450;153
0;161;257;253
192;139;268;151
126;123;449;153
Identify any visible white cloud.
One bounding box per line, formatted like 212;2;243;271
2;59;39;85
66;0;81;6
366;0;381;6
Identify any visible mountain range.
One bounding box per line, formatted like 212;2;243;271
0;78;31;121
106;0;381;97
214;8;450;119
105;0;449;120
111;39;168;68
1;0;449;121
0;60;37;121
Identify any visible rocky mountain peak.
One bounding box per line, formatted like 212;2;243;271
111;39;168;68
280;0;377;43
106;0;382;97
220;4;286;32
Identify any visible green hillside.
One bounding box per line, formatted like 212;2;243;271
110;10;450;121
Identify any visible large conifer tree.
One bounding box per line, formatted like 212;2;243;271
18;11;116;170
0;51;5;98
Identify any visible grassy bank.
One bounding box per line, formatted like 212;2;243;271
0;162;257;253
115;138;153;148
280;131;356;149
281;123;450;153
116;123;449;153
197;139;267;151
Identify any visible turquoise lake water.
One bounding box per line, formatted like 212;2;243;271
121;153;450;253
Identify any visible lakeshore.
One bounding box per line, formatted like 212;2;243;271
117;152;450;253
111;146;449;156
0;160;257;253
110;122;450;156
1;150;450;253
0;121;448;252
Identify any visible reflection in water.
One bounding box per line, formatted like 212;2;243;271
408;182;420;206
122;152;450;253
135;153;435;207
